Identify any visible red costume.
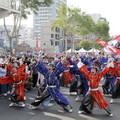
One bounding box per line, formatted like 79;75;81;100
109;61;120;99
0;64;26;101
78;65;109;109
109;62;120;83
63;61;74;85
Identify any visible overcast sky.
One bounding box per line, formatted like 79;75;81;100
1;0;120;36
67;0;120;36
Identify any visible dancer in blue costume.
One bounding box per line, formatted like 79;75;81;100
67;57;89;101
102;71;116;94
80;55;96;71
101;59;116;95
99;55;108;69
31;58;73;112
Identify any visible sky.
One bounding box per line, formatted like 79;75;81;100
0;0;120;36
67;0;120;36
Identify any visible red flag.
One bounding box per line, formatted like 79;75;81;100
96;35;120;55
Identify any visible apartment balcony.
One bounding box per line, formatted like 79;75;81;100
0;0;20;18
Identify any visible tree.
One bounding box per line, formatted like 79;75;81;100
76;14;95;36
51;3;95;52
94;20;110;42
4;0;53;54
75;40;92;51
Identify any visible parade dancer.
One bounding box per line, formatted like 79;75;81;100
99;56;115;95
67;57;89;101
31;58;73;112
109;58;120;104
77;58;114;117
102;68;116;95
0;63;26;107
62;60;74;86
80;55;96;71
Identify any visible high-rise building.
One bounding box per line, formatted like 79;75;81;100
0;0;20;18
33;0;67;53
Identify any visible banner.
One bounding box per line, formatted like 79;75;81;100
96;35;120;55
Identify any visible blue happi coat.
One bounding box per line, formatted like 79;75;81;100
104;72;116;90
99;56;108;69
35;61;69;106
80;56;96;71
67;58;89;96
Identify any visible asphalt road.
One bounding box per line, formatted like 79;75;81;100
0;86;120;120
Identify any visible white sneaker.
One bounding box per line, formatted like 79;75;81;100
69;109;73;113
18;102;25;107
3;93;7;96
31;105;38;110
7;91;10;94
110;99;114;104
109;113;113;117
8;97;11;100
24;96;26;101
9;102;17;107
75;95;80;102
78;110;84;114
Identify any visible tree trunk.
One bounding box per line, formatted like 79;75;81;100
9;37;12;55
71;32;73;53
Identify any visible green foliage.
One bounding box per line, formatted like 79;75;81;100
51;3;68;31
76;14;95;36
20;0;53;19
94;41;103;49
51;3;95;36
51;3;111;51
94;20;110;41
75;40;92;50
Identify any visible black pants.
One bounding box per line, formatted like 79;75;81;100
102;79;109;94
33;74;38;87
112;81;120;98
31;88;50;107
79;92;112;115
79;92;94;113
70;77;83;95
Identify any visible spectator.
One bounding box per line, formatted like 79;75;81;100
0;59;7;97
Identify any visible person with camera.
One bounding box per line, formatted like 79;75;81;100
30;60;38;88
0;59;7;97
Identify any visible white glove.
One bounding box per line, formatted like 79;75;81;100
19;59;23;65
69;65;74;68
108;58;114;64
77;60;84;68
107;61;114;68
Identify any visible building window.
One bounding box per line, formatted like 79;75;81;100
50;39;54;46
51;34;54;38
55;27;58;32
55;41;59;46
55;27;60;33
58;28;60;32
55;34;58;39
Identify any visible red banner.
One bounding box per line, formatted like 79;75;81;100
96;35;120;55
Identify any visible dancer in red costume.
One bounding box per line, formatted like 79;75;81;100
77;58;114;117
109;58;120;104
0;63;27;107
62;60;74;85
